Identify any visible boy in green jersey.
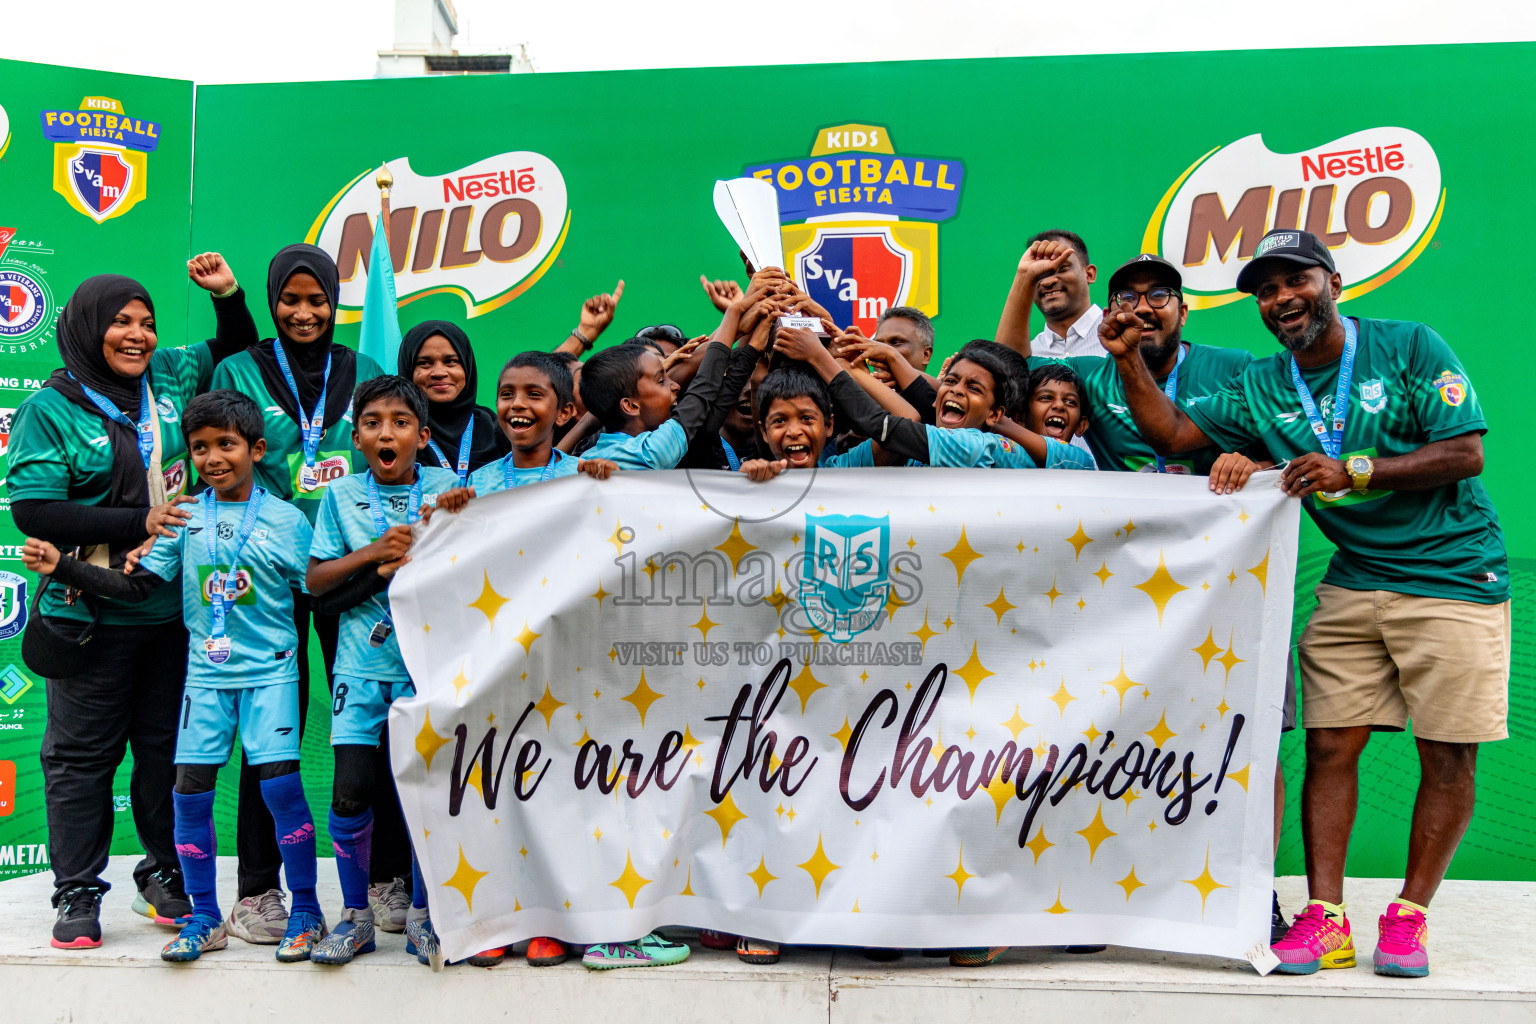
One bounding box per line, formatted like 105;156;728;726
1103;228;1509;980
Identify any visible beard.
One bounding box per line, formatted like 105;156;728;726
1139;319;1182;370
1269;288;1337;353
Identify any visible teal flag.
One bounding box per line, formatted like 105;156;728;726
358;212;401;370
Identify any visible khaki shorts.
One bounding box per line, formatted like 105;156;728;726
1297;583;1511;743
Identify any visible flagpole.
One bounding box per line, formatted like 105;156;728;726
376;162;392;225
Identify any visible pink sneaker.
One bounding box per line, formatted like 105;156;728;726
1373;902;1429;977
1272;901;1356;974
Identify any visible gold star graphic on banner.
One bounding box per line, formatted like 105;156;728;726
747;856;778;898
954;643;994;702
1092;561;1115;587
1247;551;1270;595
415;710;450;770
1083;721;1101;746
1216;697;1230;720
533;683;565;728
1049;679;1075;716
1034;738;1049;760
1217;629;1245;681
606;519;630;556
513;621;542;655
610;850;652;908
983;587;1015;625
1043;577;1062;607
909;611;940;651
787;661;826;713
1123;518;1137;536
1117;867;1146;900
450;664;471;699
1183;846;1229;916
1025;827;1054;864
593;827;603;842
572;727;593;748
622;671;664;728
1227;568;1237;586
830;717;855;753
985;773;1014;824
1001;705;1031;741
797;835;842;899
763;583;790;612
1077;806;1118;862
1065;520;1094;561
1133;550;1189;625
705;791;748;847
691;605;719;641
1121;787;1141;812
1044;884;1071;914
1146;711;1177;749
945;846;975;903
680;865;696;896
441;844;488;911
468;572;510;627
1192;629;1223;671
941;527;983;584
642;558;660;583
1225;763;1251;791
1103;656;1141;711
882;585;905;622
591;579;609;606
680;726;703;753
715;518;757;571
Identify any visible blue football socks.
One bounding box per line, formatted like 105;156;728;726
328;808;374;911
172;789;220;922
260;772;321;917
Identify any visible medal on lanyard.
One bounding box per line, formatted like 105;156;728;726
426;421;473;487
365;472;422;647
1154;346;1187;474
503;449;563;490
721;438;741;472
204;487;265;664
74;373;154;469
273;341;331;492
1290;317;1358;498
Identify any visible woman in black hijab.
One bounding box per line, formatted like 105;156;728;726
207;243;386;943
397;320;509;484
9;260;254;948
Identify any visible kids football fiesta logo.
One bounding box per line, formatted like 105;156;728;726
745;124;965;334
40;96;160;223
308;153;570;322
1145;127;1443;308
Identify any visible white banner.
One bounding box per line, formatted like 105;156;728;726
389;468;1299;962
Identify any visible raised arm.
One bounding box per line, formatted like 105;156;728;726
995;241;1073;356
556;281;625;356
1100;308;1214;455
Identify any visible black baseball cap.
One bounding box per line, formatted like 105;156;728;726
1235;230;1338;294
1106;253;1182;294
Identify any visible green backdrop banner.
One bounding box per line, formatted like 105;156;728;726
0;41;1530;883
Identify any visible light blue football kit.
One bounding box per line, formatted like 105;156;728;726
824;426;1096;470
467;448;579;496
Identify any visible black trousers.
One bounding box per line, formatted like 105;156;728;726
40;620;187;901
235;591;411;897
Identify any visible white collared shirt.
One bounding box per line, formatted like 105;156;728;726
1030;304;1106;358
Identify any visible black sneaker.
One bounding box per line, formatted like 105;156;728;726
1063;945;1106;954
52;886;104;949
1270;890;1289;945
133;868;192;927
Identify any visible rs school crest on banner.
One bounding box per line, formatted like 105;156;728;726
744;125;964;334
41;96;159;223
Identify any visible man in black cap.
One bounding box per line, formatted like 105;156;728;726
1100;228;1510;980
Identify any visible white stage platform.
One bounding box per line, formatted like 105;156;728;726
1;857;1532;1023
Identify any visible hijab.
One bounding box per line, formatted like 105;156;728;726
397;320;508;472
44;274;156;508
249;243;358;429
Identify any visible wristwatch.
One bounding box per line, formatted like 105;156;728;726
1346;455;1374;492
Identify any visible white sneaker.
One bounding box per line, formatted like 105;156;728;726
225;888;288;945
367;876;410;934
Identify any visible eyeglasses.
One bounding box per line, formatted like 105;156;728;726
1109;286;1180;312
636;324;687;344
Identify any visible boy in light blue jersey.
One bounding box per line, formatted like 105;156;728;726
305;376;472;968
468;350;617;496
23;390;325;964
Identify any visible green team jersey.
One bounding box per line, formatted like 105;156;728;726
8;342;215;625
1184;317;1507;604
1032;342;1255;473
210;348;384;525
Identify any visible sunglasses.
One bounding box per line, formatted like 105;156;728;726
635;324;687;344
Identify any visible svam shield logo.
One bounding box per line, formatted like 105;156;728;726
68;148;134;221
797;228;913;335
0;283;31;325
799;514;890;643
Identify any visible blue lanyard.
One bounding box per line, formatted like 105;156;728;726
503;449;563;490
365;472;423;537
74;373;153;469
426;420;473;487
272;341;331;469
205;487;265;641
721;436;742;472
1289;317;1358;462
1154;345;1187;474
